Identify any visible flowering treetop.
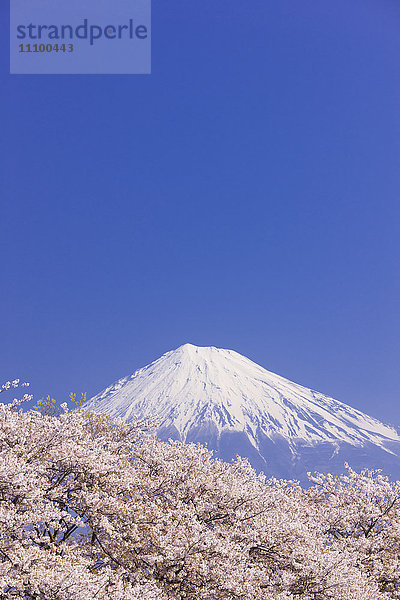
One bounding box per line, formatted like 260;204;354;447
0;382;399;599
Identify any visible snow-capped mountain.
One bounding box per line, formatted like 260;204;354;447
86;344;400;482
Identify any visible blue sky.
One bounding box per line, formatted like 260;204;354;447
1;0;399;423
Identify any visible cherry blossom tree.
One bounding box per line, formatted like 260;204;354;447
0;381;397;599
307;464;400;598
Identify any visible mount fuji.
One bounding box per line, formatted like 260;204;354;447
86;344;400;482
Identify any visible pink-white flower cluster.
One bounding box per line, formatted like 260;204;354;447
1;383;399;599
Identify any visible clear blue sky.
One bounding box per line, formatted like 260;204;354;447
1;0;399;423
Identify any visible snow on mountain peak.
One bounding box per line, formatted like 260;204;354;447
86;344;400;454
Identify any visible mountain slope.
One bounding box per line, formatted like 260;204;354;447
86;344;400;481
